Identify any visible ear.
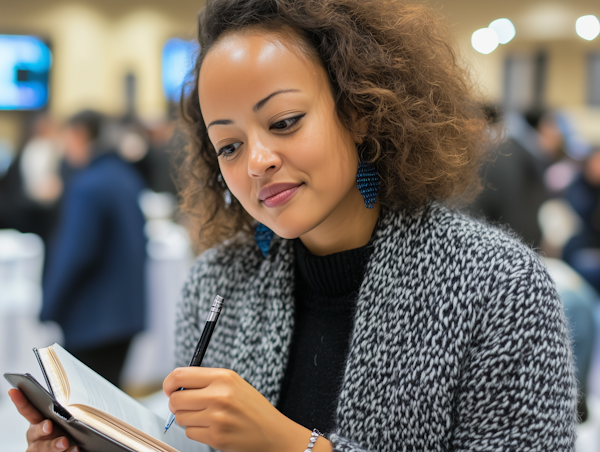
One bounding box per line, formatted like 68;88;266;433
354;116;368;144
347;108;368;144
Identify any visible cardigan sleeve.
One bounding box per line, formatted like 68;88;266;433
328;250;577;452
328;434;375;452
448;251;577;450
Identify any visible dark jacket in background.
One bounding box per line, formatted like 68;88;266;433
0;153;60;243
566;174;600;236
562;174;600;292
469;138;548;248
41;153;146;350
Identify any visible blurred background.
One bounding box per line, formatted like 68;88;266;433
0;0;599;450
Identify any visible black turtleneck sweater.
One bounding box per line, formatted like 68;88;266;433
276;238;373;433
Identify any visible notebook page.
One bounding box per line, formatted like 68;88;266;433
51;344;205;452
69;406;204;452
53;344;163;436
36;348;69;405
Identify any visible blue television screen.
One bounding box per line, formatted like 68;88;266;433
162;38;198;102
0;35;52;110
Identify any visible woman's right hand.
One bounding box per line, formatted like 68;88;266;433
8;389;78;452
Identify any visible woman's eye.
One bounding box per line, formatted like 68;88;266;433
217;142;242;158
270;114;305;132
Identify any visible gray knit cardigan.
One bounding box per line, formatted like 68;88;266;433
175;204;577;452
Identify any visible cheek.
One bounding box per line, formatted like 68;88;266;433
219;160;251;204
297;120;358;193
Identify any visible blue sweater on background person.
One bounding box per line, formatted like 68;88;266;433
41;153;147;353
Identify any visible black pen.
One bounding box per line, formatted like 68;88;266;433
164;294;224;433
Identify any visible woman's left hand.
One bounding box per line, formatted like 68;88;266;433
163;367;332;452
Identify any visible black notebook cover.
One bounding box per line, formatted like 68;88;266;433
4;372;137;452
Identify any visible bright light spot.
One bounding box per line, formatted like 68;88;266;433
489;18;516;44
576;15;600;41
471;28;499;54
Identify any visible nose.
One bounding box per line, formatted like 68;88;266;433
247;138;281;178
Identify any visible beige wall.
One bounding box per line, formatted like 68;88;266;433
0;0;203;122
0;0;599;148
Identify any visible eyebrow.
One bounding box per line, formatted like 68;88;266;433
206;89;301;129
252;89;300;112
207;119;233;129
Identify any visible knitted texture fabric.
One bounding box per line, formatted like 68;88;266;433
175;204;577;452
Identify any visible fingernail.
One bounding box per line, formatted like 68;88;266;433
72;447;79;452
56;438;66;449
43;421;51;434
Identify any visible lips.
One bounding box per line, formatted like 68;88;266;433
258;182;303;208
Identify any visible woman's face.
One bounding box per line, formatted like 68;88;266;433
199;30;370;246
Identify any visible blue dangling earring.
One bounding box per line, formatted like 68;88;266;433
356;161;380;209
255;223;274;257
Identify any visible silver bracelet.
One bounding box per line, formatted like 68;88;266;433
304;429;323;452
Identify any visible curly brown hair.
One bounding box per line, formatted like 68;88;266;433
179;0;490;249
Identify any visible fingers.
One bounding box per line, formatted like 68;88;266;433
184;425;211;445
164;367;233;396
50;436;70;451
8;391;78;451
26;420;58;444
175;409;210;428
8;389;44;425
31;436;73;451
169;388;210;413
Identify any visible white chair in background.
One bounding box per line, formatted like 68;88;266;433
0;230;63;392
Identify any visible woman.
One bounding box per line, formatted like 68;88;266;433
11;0;577;451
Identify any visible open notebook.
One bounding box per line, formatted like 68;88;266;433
4;343;205;452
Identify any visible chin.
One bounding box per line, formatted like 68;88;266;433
267;215;317;240
270;225;306;240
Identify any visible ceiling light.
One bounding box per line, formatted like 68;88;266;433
489;18;516;44
576;15;600;41
471;28;500;55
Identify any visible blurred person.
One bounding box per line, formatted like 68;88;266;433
112;117;179;195
471;108;581;250
40;109;147;388
562;150;600;408
469;107;548;248
20;114;63;206
545;126;600;424
532;110;580;196
144;119;178;195
563;148;600;288
116;120;150;166
0;115;63;243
